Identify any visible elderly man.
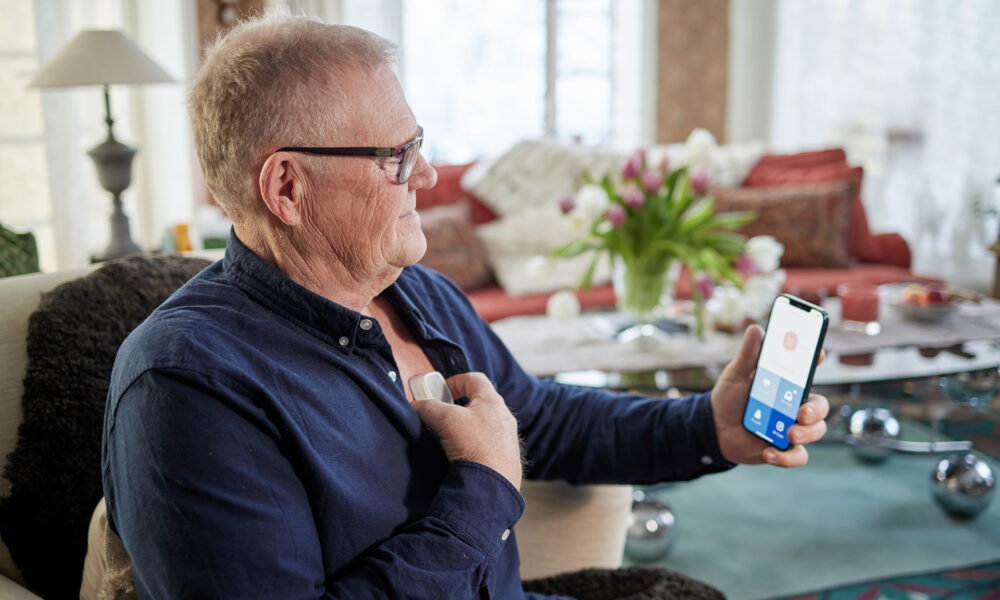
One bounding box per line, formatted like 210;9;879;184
102;12;828;600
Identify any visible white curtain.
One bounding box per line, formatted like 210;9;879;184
770;0;1000;292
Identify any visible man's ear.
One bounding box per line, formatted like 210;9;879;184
259;152;306;226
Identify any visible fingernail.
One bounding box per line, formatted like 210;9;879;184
804;405;814;419
764;450;777;463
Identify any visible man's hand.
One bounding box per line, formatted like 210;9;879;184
412;372;523;489
711;324;830;467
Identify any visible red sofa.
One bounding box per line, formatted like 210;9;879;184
416;151;929;323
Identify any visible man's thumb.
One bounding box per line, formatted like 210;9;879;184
412;398;451;431
731;324;765;376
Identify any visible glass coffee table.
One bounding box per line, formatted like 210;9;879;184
490;310;1000;457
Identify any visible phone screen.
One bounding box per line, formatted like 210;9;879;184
743;295;828;450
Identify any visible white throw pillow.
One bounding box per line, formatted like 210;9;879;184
647;140;766;188
463;139;620;218
476;204;611;296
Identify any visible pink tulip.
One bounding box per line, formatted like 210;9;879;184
696;275;715;299
734;254;761;276
690;167;710;195
641;169;663;194
622;184;644;209
605;204;626;228
622;148;645;179
659;156;671;173
558;195;575;214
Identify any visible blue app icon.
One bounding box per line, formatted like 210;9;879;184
744;398;773;440
767;409;797;450
774;378;804;418
750;367;779;407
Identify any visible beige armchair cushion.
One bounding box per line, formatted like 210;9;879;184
79;497;135;600
516;481;632;581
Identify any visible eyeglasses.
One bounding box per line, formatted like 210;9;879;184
276;126;424;185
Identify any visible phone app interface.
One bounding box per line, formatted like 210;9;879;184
744;297;825;449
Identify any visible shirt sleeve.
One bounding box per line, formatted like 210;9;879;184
102;368;523;600
476;323;736;485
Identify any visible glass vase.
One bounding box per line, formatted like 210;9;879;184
612;257;681;347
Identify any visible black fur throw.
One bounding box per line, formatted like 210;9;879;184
523;565;726;600
0;255;210;599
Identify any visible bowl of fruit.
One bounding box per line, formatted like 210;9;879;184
885;282;957;322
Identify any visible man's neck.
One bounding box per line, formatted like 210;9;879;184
235;222;401;314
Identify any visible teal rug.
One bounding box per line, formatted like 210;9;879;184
638;440;1000;600
775;559;1000;599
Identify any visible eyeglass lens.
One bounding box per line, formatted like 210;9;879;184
399;138;421;184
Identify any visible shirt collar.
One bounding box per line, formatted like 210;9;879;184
221;230;369;352
222;230;447;354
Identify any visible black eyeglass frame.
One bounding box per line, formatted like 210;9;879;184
276;126;424;184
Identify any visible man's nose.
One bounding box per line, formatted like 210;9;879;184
408;154;437;191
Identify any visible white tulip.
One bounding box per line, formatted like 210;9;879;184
546;289;581;322
745;235;784;273
574;184;610;220
710;285;746;327
684;128;718;166
742;271;786;320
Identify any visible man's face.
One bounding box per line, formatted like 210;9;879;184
298;67;437;279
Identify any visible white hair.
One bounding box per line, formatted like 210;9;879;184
188;10;398;220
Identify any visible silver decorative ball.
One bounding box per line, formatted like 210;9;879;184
624;489;677;562
848;408;901;463
930;452;996;519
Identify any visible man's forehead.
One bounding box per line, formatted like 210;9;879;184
325;68;415;143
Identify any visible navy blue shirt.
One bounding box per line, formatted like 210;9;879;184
103;232;733;599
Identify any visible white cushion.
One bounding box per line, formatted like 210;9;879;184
475;204;611;296
647;140;767;188
462;139;621;218
516;481;633;581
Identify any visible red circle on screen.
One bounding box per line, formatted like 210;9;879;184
783;331;798;352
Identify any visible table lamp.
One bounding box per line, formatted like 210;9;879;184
28;30;174;261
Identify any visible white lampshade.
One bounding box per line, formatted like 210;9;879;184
27;29;174;88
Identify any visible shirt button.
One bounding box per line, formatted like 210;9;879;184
501;529;510;541
701;455;713;465
388;371;398;382
338;336;349;347
360;319;373;331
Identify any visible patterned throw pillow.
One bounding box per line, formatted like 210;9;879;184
418;201;494;291
0;225;39;277
741;157;877;261
713;180;856;268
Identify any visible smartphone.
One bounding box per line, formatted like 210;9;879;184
409;371;454;404
742;294;829;450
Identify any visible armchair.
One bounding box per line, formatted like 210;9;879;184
0;257;634;598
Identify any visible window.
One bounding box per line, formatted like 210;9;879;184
0;2;55;270
342;0;651;164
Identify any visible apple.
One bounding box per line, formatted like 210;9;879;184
923;283;951;304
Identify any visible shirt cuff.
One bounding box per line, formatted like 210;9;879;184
688;391;737;474
424;461;525;561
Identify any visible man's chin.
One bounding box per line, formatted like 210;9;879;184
391;235;427;270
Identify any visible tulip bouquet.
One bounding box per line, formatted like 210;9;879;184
550;142;754;338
